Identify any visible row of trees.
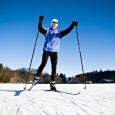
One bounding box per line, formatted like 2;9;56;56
0;63;67;83
0;63;33;83
82;70;115;83
0;63;115;84
0;64;10;83
68;70;115;84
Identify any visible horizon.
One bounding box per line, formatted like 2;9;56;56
1;64;115;77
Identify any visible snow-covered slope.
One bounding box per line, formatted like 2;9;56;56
0;84;115;115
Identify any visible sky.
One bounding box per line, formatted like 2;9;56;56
0;0;115;77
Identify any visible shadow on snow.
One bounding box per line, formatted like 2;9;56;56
0;90;24;96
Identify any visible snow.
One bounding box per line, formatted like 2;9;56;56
0;84;115;115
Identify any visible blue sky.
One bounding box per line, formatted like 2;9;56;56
0;0;115;77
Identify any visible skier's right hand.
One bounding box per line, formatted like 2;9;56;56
72;20;78;26
39;16;44;21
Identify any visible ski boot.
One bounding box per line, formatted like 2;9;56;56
50;81;56;91
32;76;40;86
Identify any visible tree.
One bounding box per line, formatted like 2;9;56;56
42;72;50;79
44;76;51;84
79;74;87;83
59;73;67;83
0;73;10;83
68;77;71;81
0;63;3;72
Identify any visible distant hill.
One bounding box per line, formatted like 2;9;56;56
16;68;37;74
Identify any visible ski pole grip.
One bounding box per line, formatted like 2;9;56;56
74;20;78;26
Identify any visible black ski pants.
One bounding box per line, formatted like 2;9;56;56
36;50;57;81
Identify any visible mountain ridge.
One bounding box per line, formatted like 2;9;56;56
16;67;37;74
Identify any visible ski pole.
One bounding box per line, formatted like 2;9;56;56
24;31;39;90
75;26;86;89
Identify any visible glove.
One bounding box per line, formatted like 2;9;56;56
72;20;78;26
39;16;44;21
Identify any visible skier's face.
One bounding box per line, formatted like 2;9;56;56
52;22;58;28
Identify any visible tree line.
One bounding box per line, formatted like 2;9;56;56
68;69;115;83
0;63;115;84
0;63;66;83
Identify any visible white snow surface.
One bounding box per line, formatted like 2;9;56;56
0;84;115;115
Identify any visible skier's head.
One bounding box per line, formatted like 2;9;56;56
51;19;58;29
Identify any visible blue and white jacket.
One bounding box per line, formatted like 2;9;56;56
38;21;74;52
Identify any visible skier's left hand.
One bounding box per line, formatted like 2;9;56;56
72;20;78;26
39;16;44;22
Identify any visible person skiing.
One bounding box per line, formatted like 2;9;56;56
32;16;78;90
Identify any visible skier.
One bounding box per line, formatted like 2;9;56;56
32;16;78;90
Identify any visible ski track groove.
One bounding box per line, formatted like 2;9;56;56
57;87;90;115
18;93;44;115
25;88;82;115
16;94;24;115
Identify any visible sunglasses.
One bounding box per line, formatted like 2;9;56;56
52;22;58;24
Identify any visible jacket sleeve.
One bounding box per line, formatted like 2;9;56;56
38;21;47;36
60;22;74;38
